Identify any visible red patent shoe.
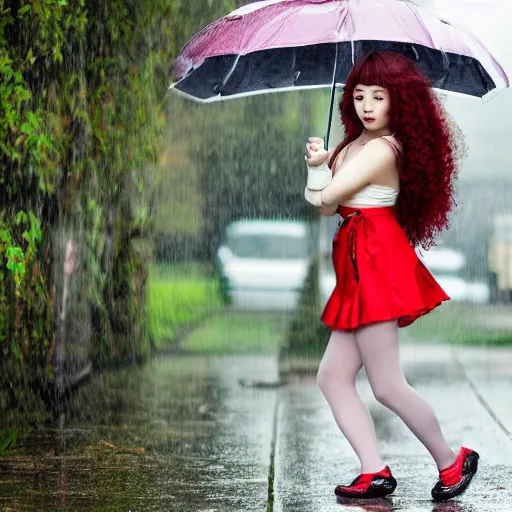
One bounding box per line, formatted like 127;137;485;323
335;466;397;499
431;447;479;502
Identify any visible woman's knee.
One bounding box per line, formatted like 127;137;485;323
372;385;394;406
371;378;408;407
316;361;359;392
317;329;361;391
316;362;333;391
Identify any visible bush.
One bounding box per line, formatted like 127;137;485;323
285;257;331;359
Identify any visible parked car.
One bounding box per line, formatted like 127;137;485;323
216;219;311;310
488;213;512;302
416;245;489;304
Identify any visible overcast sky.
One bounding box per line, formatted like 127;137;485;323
422;0;512;180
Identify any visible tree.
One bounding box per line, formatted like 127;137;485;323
0;0;177;425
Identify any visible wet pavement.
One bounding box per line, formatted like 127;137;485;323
0;355;278;511
1;345;512;511
273;344;512;512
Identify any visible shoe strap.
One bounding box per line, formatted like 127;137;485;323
440;448;470;486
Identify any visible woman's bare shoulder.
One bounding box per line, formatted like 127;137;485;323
360;137;398;163
380;135;403;154
360;138;401;186
352;138;400;180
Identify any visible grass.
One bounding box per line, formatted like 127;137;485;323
147;262;223;349
147;262;293;354
402;301;512;346
182;311;291;355
147;261;512;356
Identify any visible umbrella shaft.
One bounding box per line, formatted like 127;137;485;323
325;43;339;148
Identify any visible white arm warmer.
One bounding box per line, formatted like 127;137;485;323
304;186;323;207
306;161;332;191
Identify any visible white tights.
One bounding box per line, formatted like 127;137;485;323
316;320;456;473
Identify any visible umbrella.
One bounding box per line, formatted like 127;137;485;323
169;0;509;146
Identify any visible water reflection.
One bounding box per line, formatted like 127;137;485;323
336;497;470;511
431;501;468;512
336;496;394;511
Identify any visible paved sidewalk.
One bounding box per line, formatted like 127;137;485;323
2;344;512;511
273;344;512;512
0;355;279;512
454;346;512;439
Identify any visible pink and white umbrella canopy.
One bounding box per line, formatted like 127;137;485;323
171;0;509;101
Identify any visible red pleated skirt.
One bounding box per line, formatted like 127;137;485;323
321;206;450;330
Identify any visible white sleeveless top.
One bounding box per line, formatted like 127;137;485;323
337;136;402;207
342;184;399;207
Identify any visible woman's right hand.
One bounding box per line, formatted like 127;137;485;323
305;137;329;167
305;136;332;191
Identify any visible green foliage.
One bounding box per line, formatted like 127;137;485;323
0;210;53;429
0;0;318;439
0;0;202;432
0;428;19;456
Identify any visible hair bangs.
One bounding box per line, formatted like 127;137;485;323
355;56;393;89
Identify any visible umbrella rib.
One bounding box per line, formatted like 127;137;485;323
403;2;435;49
219;55;242;93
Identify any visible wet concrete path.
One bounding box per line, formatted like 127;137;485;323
273;345;512;512
0;355;279;511
2;345;512;511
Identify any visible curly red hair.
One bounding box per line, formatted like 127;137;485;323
329;51;460;249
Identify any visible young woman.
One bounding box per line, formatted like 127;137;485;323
303;51;478;503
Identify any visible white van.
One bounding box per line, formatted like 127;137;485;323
216;219;312;310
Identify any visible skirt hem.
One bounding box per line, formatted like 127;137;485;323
321;298;448;331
